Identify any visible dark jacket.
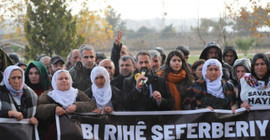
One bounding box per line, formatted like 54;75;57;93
69;61;94;91
183;78;236;110
84;85;122;111
111;74;126;91
111;43;122;77
199;43;233;81
0;85;37;118
122;73;174;111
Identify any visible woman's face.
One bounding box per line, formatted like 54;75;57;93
57;72;71;91
28;67;40;84
254;58;267;79
205;65;221;82
236;66;247;80
194;64;204;79
170;55;182;73
94;74;106;88
9;70;23;90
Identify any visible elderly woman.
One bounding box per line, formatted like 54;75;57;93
0;66;38;124
85;66;121;113
25;61;51;96
240;53;270;110
183;59;236;110
36;70;96;140
157;50;193;110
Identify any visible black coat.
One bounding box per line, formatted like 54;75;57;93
122;74;174;111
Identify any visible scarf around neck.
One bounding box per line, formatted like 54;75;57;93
48;70;78;109
91;66;112;107
244;73;270;90
202;59;225;99
167;69;186;110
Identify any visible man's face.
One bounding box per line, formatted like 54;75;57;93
70;50;80;66
100;60;115;80
136;55;151;72
81;50;95;69
119;59;135;77
151;56;161;72
120;45;129;57
207;48;219;59
51;61;65;75
224;51;236;66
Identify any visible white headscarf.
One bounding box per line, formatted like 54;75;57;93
3;66;25;95
48;70;78;109
90;66;112;107
202;59;224;99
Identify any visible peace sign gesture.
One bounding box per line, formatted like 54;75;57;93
114;31;122;46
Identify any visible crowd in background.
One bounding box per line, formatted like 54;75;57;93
0;31;270;140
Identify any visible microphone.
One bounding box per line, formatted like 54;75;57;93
139;68;147;87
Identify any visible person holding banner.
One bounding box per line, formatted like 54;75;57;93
85;66;121;114
157;50;194;110
183;59;236;110
0;66;38;124
36;70;96;140
240;53;270;110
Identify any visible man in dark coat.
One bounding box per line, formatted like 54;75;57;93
111;55;136;91
199;42;232;81
69;44;96;91
122;51;174;111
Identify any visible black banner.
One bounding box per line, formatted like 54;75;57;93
56;107;270;140
0;118;38;140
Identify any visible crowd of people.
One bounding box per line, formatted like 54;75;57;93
0;31;270;139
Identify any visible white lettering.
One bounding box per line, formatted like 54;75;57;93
224;122;235;137
199;122;211;138
187;123;198;138
151;125;163;139
256;120;269;136
136;125;146;140
164;125;175;139
104;125;116;140
175;124;186;139
249;121;255;137
123;125;135;140
81;124;93;139
236;121;249;137
212;122;223;138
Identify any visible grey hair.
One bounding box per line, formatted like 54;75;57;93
79;44;96;57
148;50;161;60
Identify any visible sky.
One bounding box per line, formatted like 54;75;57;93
107;0;226;20
71;0;270;20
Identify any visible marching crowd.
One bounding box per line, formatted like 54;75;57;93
0;31;270;139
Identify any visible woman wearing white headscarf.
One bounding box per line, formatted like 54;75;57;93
36;70;96;140
84;66;121;114
183;59;236;110
0;66;38;124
